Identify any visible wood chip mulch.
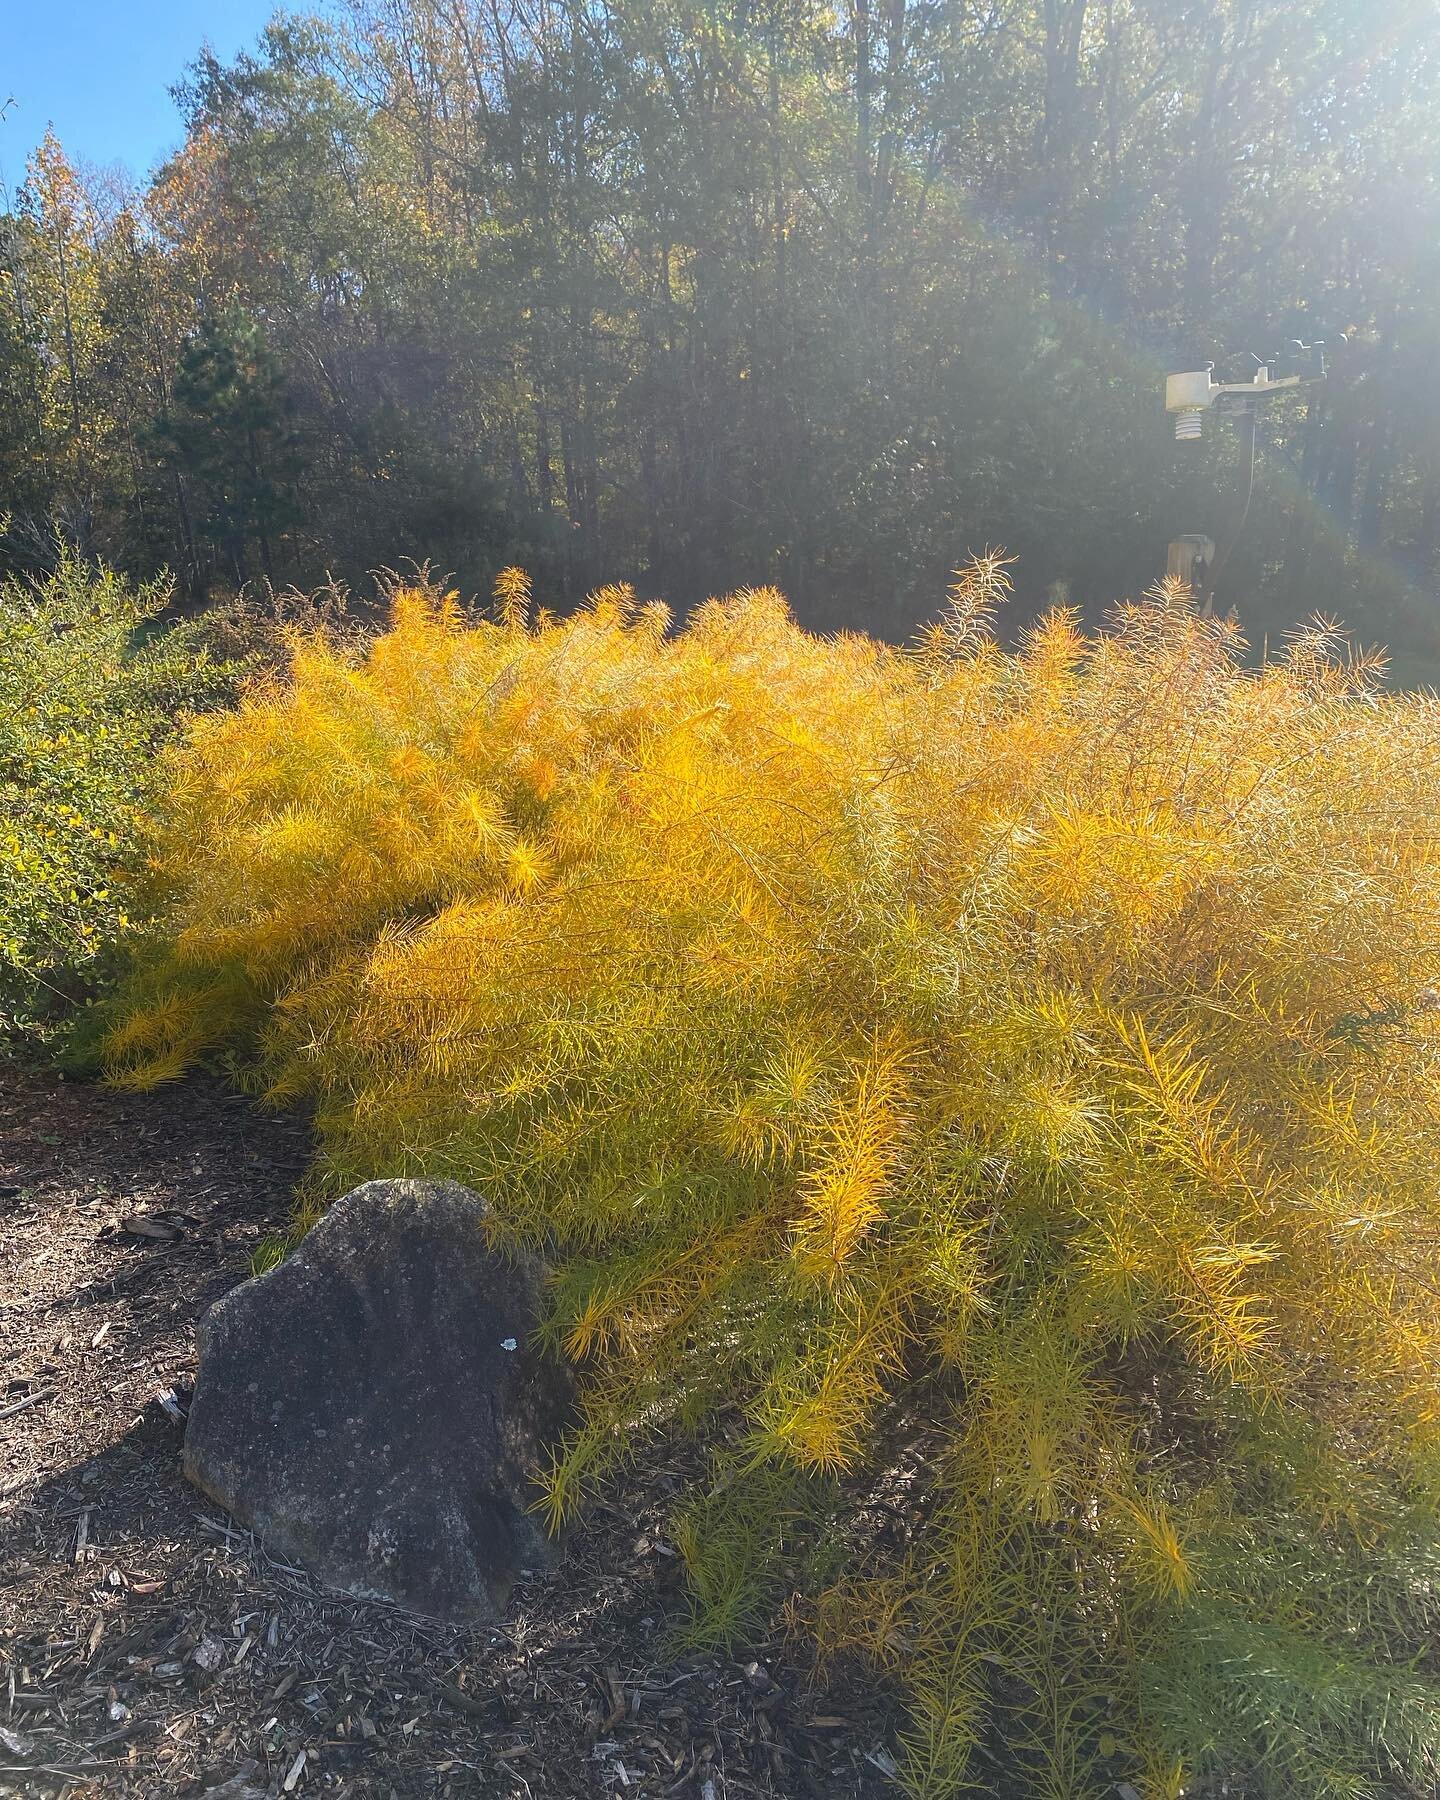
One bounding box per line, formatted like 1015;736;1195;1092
0;1067;899;1798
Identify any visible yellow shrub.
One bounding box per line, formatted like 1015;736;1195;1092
110;567;1440;1796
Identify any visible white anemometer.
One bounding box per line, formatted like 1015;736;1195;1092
1164;342;1327;442
1163;340;1327;609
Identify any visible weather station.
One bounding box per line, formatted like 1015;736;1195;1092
1164;340;1327;610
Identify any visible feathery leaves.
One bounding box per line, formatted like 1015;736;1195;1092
105;564;1440;1796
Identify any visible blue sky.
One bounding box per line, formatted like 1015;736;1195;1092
1;2;287;190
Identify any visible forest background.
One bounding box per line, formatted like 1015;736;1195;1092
2;0;1437;662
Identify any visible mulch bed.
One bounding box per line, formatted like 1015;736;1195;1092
0;1068;899;1798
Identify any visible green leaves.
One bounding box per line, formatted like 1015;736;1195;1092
146;303;304;587
0;559;232;1042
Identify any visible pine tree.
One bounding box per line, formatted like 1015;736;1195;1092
148;302;303;589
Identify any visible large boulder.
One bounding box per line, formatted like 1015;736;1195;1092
183;1178;574;1623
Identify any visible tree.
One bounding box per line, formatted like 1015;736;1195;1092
1;1;1437;661
0;133;111;551
149;302;303;587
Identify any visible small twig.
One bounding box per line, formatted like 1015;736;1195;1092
91;1715;160;1748
0;1388;55;1421
431;1677;498;1720
0;1764;115;1778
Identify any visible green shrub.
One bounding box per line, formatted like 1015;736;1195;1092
0;558;232;1040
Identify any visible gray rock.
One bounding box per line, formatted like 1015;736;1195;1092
183;1178;574;1623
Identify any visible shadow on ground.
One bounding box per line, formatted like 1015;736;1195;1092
0;1070;897;1797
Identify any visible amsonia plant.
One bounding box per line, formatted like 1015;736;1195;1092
107;564;1440;1797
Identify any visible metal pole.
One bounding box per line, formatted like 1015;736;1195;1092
1197;407;1258;617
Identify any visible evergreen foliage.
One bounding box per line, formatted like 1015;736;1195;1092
108;565;1440;1796
147;303;303;590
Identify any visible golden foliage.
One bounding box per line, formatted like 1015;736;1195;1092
107;568;1440;1795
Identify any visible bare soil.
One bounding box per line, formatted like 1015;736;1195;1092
0;1068;897;1798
